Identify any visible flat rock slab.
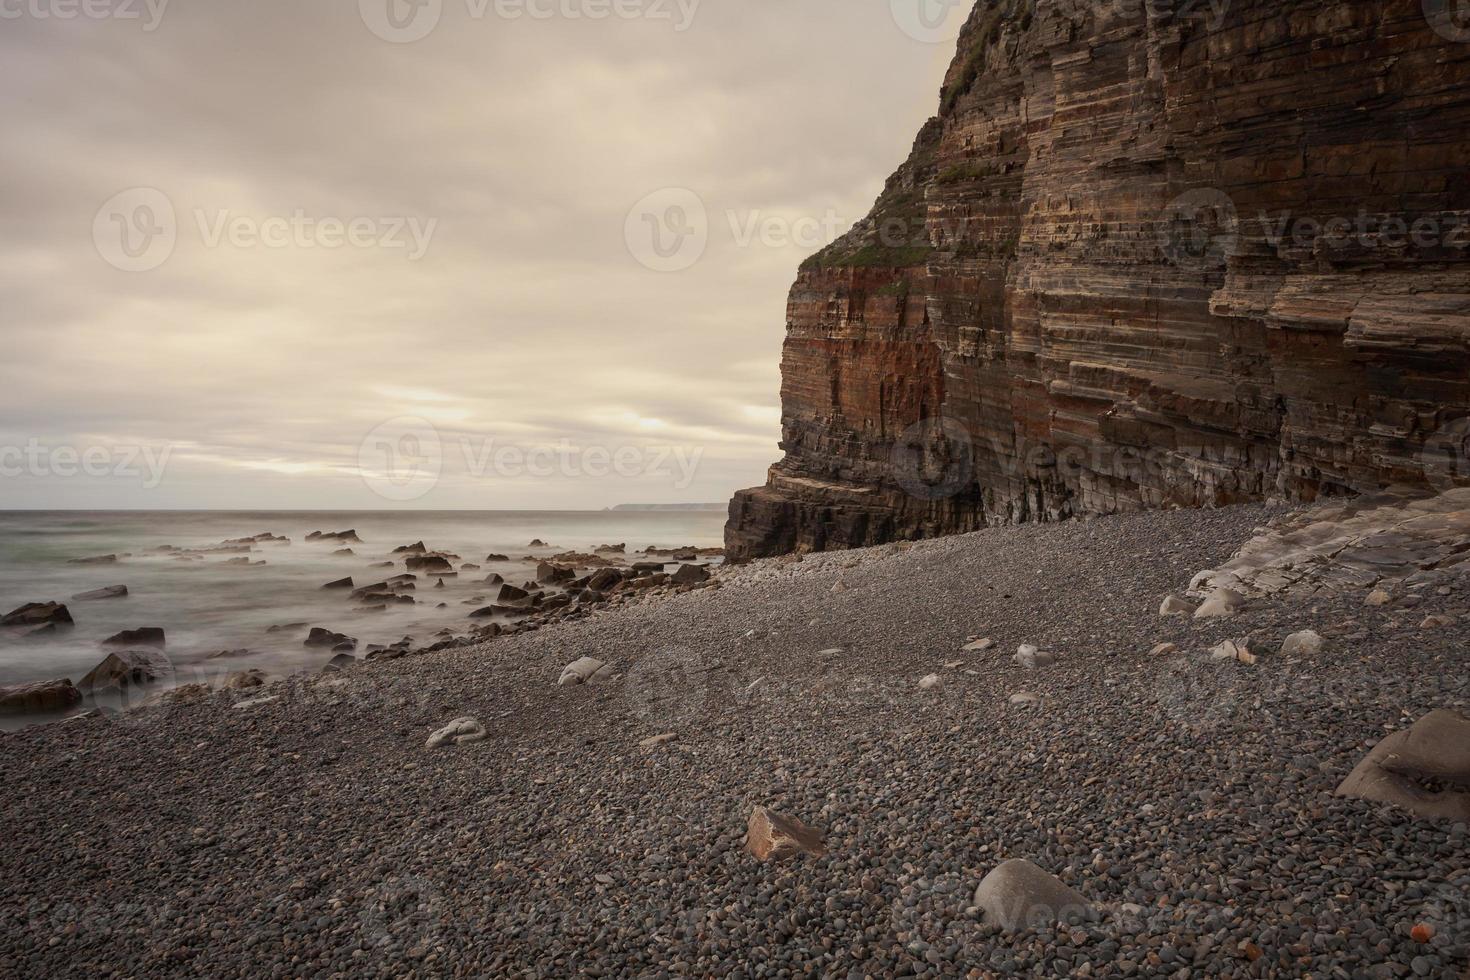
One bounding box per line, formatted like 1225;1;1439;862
1336;709;1470;822
745;806;826;862
973;859;1096;933
1190;488;1470;600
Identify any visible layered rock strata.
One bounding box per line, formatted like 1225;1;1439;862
727;0;1470;560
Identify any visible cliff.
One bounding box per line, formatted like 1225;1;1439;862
726;0;1470;561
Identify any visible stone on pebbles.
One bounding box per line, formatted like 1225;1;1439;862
744;806;826;862
1009;692;1039;705
1422;614;1456;629
638;733;677;749
963;637;995;652
426;717;487;748
1012;645;1056;669
558;657;613;686
971;859;1096;933
1365;588;1394;606
1194;589;1246;619
1210;639;1257;665
1148;642;1179;657
1336;709;1470;821
1159;595;1196;616
918;673;943;691
1280;630;1324;656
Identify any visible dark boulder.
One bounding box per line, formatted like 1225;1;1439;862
71;585;128;601
79;649;171;694
2;602;73;628
322;577;354;590
102;627;165;649
305;628;354;648
0;678;82;715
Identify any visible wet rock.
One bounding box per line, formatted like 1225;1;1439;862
321;577;354;590
71;585;128;601
406;554;453;572
392;541;427;554
497;584;531;606
672;564;710;585
426;717;486;748
1336;709;1470;821
1;602;73;629
79;649;170;694
68;554;119;565
306;530;360;543
744;806;826;862
587;568;623;592
537;562;575;584
638;733;677;749
223;669;267;690
972;859;1096;933
304;628;354;648
0;678;82;715
102;627;164;648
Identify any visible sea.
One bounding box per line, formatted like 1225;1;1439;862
0;509;726;727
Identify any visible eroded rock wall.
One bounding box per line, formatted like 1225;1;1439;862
727;0;1470;561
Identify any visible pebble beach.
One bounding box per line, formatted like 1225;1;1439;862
2;503;1468;979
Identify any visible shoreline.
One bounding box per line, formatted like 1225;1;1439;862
2;501;1468;977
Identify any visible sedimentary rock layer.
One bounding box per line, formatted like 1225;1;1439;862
727;0;1470;561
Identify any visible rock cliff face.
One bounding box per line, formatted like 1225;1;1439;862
726;0;1470;561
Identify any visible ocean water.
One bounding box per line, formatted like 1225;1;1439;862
0;510;725;721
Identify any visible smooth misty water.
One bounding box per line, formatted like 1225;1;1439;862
0;510;725;719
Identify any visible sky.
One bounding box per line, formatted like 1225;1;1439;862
0;0;971;510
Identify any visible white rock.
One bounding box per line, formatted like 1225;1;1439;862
558;656;612;686
1280;630;1324;656
817;648;844;656
426;716;486;748
963;638;995;652
1009;692;1039;705
1194;589;1246;619
1012;645;1056;669
1365;589;1393;607
1159;595;1196;616
918;674;943;691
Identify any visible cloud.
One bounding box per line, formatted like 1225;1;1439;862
0;0;959;509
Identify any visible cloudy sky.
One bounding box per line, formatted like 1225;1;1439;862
0;0;969;510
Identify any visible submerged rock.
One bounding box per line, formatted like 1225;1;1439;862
71;585;128;601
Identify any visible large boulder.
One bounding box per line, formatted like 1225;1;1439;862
587;568;623;592
102;627;164;648
79;649;171;694
1;602;73;628
972;859;1096;933
1336;709;1470;822
744;807;826;862
1159;595;1196;616
0;678;82;715
405;554;453;572
497;584;531;606
536;562;575;584
1194;589;1247;619
71;585;128;601
304;628;354;648
321;577;354;590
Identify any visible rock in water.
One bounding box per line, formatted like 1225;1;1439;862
1336;710;1470;822
304;628;354;649
558;657;612;686
79;650;170;694
0;678;82;715
1;602;73;628
426;717;486;748
321;577;353;590
101;627;165;648
71;586;128;601
744;807;826;862
972;859;1096;933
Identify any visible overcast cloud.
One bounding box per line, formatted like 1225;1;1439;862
0;0;968;509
